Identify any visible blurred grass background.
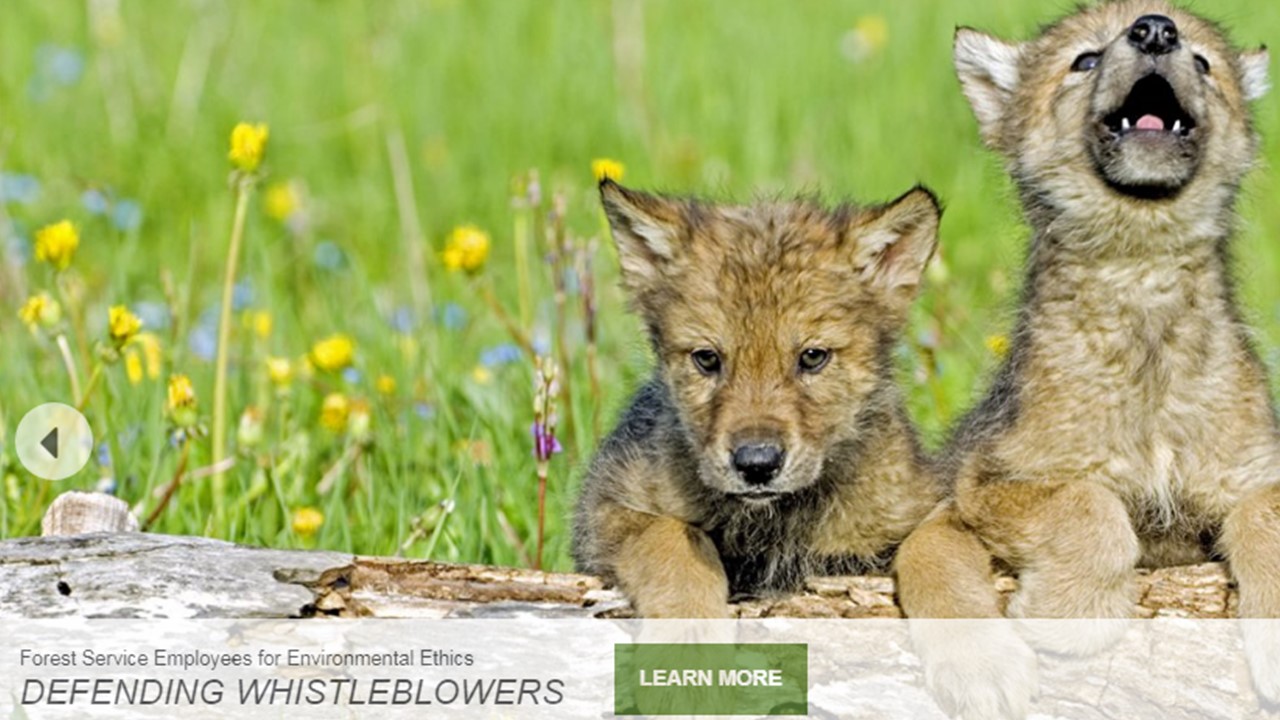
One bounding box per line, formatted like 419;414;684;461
2;0;1279;570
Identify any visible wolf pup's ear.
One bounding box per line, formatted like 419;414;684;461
954;28;1022;148
599;179;685;293
851;187;941;306
1240;48;1270;101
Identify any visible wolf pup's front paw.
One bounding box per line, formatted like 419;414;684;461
1242;619;1280;707
910;619;1039;720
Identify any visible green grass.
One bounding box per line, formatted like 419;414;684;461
3;0;1280;571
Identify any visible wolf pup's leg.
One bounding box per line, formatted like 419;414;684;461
593;501;729;618
1222;483;1280;704
898;503;1038;720
958;478;1140;654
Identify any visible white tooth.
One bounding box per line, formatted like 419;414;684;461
1122;117;1131;131
1173;119;1182;133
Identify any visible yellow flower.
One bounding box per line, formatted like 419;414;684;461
266;356;294;387
251;310;272;339
320;393;350;432
264;181;299;221
108;305;142;346
131;332;163;379
291;506;324;537
471;366;493;385
376;374;397;395
35;220;80;271
228;122;269;172
985;334;1010;359
125;350;144;385
311;333;355;372
441;225;491;273
167;373;198;427
591;158;625;182
855;15;889;53
18;292;61;329
167;374;197;411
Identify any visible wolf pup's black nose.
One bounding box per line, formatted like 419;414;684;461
1128;15;1179;55
732;444;785;485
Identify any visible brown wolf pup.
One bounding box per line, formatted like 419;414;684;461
894;1;1280;715
573;179;944;617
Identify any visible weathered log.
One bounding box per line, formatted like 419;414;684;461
0;532;1238;619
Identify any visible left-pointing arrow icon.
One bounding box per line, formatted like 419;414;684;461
41;427;59;459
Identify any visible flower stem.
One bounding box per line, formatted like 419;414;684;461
212;179;253;528
76;363;103;412
143;440;191;530
535;464;548;570
55;333;82;405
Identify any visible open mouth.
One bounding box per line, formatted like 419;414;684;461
1102;73;1196;138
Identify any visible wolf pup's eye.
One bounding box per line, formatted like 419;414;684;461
797;348;831;374
691;349;722;376
1194;54;1211;74
1071;52;1101;72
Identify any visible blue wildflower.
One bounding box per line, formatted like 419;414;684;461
0;173;40;205
112;199;143;232
232;280;254;311
189;325;217;361
389;306;415;334
439;303;467;331
313;241;348;271
480;344;523;368
132;301;171;331
82;188;110;215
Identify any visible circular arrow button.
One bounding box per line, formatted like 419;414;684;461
15;403;94;481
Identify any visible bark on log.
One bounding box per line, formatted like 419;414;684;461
0;532;1238;619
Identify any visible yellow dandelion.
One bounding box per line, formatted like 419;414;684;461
591;158;626;182
376;374;397;395
985;334;1010;359
229;122;269;172
129;332;163;380
471;366;493;385
291;507;324;537
264;181;300;222
18;292;61;329
125;350;144;385
35;220;80;271
320;393;350;432
266;356;294;387
108;305;143;346
251;310;272;339
311;333;355;372
167;373;198;428
167;373;197;411
441;225;491;273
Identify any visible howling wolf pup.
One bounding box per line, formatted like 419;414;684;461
573;180;944;617
895;1;1280;716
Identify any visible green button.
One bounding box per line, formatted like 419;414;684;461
614;643;807;716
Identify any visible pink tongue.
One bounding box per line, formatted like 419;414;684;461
1136;114;1165;131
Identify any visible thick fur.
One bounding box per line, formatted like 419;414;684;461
894;2;1280;716
574;180;944;617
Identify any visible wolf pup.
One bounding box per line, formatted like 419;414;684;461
573;180;944;617
895;0;1280;713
